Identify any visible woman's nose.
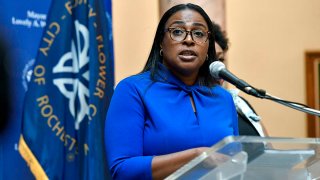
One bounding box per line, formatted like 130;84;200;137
183;32;195;44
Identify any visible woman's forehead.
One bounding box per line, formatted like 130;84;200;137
166;9;208;28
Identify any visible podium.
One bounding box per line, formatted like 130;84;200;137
166;136;320;180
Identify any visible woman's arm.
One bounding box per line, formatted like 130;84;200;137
106;79;207;179
152;147;208;180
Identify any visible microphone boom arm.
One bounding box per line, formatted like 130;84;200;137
263;93;320;117
237;83;320;117
209;61;320;116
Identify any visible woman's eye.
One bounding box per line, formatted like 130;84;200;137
172;29;184;36
193;30;205;37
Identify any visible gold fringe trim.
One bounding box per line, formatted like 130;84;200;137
19;135;49;180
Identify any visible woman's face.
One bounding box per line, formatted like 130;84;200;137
161;9;209;78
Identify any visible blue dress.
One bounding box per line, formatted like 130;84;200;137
105;64;238;179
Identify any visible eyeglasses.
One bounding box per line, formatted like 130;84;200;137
165;27;210;44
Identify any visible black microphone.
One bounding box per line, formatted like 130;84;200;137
209;61;263;98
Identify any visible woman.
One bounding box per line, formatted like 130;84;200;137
105;3;238;179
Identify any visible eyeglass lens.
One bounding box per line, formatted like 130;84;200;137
169;28;208;43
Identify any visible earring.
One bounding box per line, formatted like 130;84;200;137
206;54;208;61
160;49;163;56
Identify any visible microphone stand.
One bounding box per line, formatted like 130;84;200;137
264;93;320;117
251;88;320;117
210;60;320;116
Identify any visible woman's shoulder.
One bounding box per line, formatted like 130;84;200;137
115;71;152;90
211;85;233;98
211;84;228;93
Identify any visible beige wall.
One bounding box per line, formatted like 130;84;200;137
112;0;320;137
226;0;320;137
112;0;159;84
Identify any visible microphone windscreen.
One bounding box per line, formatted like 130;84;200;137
209;61;225;79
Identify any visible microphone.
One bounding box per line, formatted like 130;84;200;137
209;61;263;98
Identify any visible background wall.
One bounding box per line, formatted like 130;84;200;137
226;0;320;137
112;0;320;137
112;0;159;83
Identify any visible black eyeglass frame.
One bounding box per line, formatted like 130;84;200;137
164;27;211;44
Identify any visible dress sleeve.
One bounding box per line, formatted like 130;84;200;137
104;79;153;180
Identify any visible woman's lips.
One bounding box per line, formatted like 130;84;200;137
178;54;196;61
178;50;197;61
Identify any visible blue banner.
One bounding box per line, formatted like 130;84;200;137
0;2;51;179
19;0;114;179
